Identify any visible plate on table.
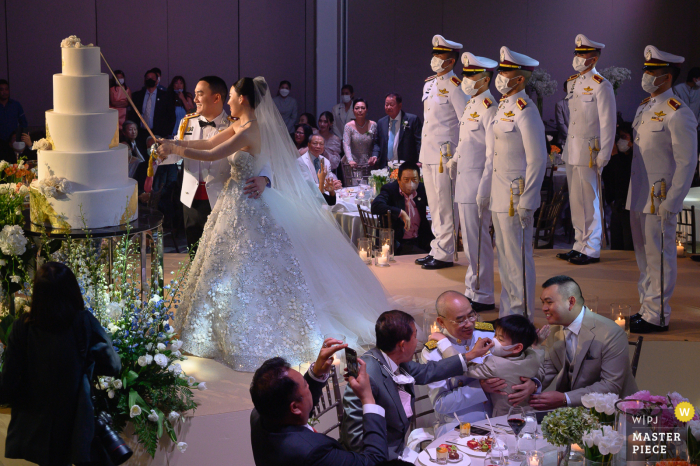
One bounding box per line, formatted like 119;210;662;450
417;447;471;465
452;435;506;457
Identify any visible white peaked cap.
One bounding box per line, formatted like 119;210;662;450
643;45;684;69
432;34;462;53
461;52;498;72
499;46;538;71
575;34;605;51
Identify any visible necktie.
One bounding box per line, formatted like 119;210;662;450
143;93;153;128
312;156;321;174
564;328;573;363
388;120;396;161
199;120;216;128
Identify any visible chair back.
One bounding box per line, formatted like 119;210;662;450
410;348;435;431
677;205;696;254
534;185;568;249
310;365;344;435
629;336;643;378
341;163;372;187
540;165;555;204
357;207;392;249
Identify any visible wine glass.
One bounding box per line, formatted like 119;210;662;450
507;405;526;462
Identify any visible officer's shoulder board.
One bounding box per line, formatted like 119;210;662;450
474;322;494;332
177;112;200;140
516;98;527;111
424;339;439;351
592;74;604;84
566;74;578;82
450;76;462;87
639;96;651;106
483;97;493;109
425;75;437;82
667;97;682;111
227;116;238;123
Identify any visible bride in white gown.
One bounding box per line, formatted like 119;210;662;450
157;77;390;371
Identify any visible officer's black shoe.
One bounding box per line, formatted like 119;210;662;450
415;255;433;265
421;258;454;270
630;317;669;334
556;250;578;261
468;299;496;312
568;252;600;265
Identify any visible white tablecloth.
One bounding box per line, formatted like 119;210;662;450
681;186;700;248
420;415;557;466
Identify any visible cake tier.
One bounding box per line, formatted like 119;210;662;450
53;73;109;114
37;145;129;191
61;46;101;76
30;180;138;230
46;109;118;152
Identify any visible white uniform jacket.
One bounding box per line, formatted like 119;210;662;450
562;68;616;167
419;71;470;165
626;88;698;214
477;90;547;213
455;90;498;204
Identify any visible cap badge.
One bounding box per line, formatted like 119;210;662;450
500;50;505;62
645;49;652;61
433;38;439;46
576;36;582;47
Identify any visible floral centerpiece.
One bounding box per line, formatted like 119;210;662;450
370;168;390;195
582;424;624;465
598;66;631;95
688;420;700;465
582;392;619;424
526;68;558;116
541;407;600;466
0;159;36;185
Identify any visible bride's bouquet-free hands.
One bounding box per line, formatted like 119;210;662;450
156;139;184;161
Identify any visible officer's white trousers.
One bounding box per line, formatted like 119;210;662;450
423;163;456;262
566;163;603;257
630;211;676;326
458;203;495;304
492;212;535;320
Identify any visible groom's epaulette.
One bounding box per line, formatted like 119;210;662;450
227;116;239;122
424;339;438;351
474;322;494;331
177;113;200;140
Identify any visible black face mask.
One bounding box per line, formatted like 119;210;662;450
145;79;156;88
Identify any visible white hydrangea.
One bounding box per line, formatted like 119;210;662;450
31;138;52;151
60;35;93;48
0;225;28;256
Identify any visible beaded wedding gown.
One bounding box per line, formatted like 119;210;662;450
174;78;390;371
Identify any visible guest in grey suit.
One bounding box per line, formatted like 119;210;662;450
250;337;388;466
530;276;638;410
373;93;422;169
554;81;570;146
340;310;494;461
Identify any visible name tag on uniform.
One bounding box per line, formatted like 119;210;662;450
500;118;514;122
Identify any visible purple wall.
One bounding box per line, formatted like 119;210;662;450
4;0;315;127
346;0;700;126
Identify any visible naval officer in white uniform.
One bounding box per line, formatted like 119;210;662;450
421;291;494;437
477;47;547;319
627;46;698;334
159;76;271;249
557;34;616;265
454;52;499;311
416;35;470;270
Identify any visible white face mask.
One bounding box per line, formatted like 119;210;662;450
490;338;518;357
392;372;416;385
642;73;667;94
495;74;517;95
402;181;418;194
431;56;447;73
341;94;352;103
572;56;592;72
279;88;290;97
12;141;25;151
118;78;125;85
461;76;487;96
616;139;630;153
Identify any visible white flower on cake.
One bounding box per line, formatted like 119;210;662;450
32;138;52;151
0;225;28;256
32;175;73;198
60;35;93;48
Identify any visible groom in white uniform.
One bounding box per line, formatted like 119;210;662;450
160;76;272;249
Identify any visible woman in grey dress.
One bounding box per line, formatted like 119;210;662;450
342;98;377;166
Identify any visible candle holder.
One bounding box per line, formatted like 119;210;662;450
373;246;390;267
357;238;371;264
526;450;544;466
677;238;686;258
379;229;394;262
610;303;631;336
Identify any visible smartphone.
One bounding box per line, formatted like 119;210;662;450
345;347;359;379
455;425;491;435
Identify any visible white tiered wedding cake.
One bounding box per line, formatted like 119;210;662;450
30;35;137;230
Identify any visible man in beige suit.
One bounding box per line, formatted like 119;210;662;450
530;276;638;410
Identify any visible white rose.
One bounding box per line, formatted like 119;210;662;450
148;409;159;422
197;382;207;391
168;411;180;423
157;342;166;351
154;353;168;367
137;355;149;366
177;442;188;453
146;343;154;351
31;138;52;151
170;339;183;351
112;379;123;390
130;405;142;418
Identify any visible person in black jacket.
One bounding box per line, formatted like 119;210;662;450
371;161;433;255
372;93;422;168
602;122;634;250
250;338;388;466
0;262;121;466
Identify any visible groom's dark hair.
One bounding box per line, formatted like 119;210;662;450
198;76;228;103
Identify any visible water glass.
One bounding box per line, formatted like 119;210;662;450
484;450;507;466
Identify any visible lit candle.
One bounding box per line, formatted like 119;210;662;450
382;244;390;256
615;315;626;329
431;322;440;333
677;242;685;257
358;248;368;260
378;255;388;265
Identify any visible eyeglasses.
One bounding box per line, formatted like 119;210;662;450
437;312;479;327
